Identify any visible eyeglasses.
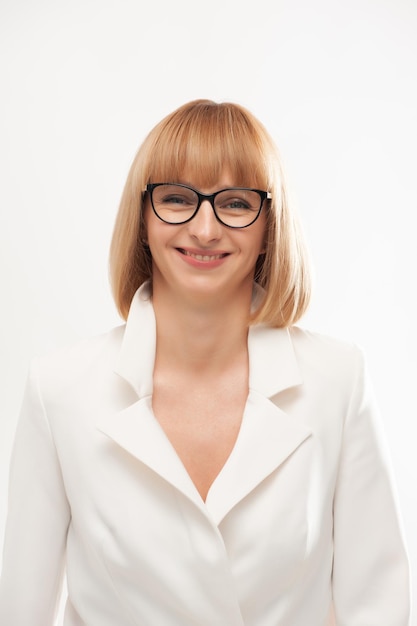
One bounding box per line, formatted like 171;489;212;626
145;183;271;229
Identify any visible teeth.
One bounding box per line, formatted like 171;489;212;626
184;250;224;261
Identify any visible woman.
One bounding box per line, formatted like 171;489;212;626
0;99;410;625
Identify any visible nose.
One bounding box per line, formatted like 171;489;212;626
187;199;223;242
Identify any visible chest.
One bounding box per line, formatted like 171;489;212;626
151;378;248;501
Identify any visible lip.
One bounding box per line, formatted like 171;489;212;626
176;247;230;269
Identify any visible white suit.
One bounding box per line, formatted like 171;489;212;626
0;283;410;625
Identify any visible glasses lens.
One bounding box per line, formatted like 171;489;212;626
151;184;198;223
214;189;262;227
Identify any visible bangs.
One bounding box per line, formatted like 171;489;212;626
144;101;272;191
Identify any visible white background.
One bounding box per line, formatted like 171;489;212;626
1;0;416;621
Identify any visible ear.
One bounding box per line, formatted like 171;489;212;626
140;224;149;247
139;193;150;245
260;228;268;255
139;216;149;247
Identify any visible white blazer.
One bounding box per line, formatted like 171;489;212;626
0;283;410;626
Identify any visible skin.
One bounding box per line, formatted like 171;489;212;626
145;174;267;501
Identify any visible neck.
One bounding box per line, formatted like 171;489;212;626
151;283;252;375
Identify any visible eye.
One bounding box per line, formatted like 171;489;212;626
153;184;198;208
224;198;252;210
160;194;193;206
217;192;257;212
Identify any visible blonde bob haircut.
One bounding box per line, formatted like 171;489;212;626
109;99;311;327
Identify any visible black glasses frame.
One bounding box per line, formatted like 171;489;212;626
145;183;271;229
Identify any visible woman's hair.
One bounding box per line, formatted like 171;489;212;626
109;99;312;327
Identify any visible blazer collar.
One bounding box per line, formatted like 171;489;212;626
114;282;156;398
114;282;303;400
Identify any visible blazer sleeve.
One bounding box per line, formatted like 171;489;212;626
0;359;71;626
331;348;411;625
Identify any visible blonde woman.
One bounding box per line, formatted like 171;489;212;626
0;100;410;625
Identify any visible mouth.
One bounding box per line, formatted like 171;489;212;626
177;248;229;262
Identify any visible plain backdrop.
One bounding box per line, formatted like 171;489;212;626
1;0;416;622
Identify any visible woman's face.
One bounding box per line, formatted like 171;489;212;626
144;172;267;306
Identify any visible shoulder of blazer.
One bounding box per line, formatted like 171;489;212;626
287;325;366;394
288;325;362;361
30;323;126;396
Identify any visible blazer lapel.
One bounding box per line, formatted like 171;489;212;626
205;391;311;525
206;324;311;525
98;284;208;511
97;397;206;512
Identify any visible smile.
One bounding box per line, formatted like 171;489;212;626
178;249;229;262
